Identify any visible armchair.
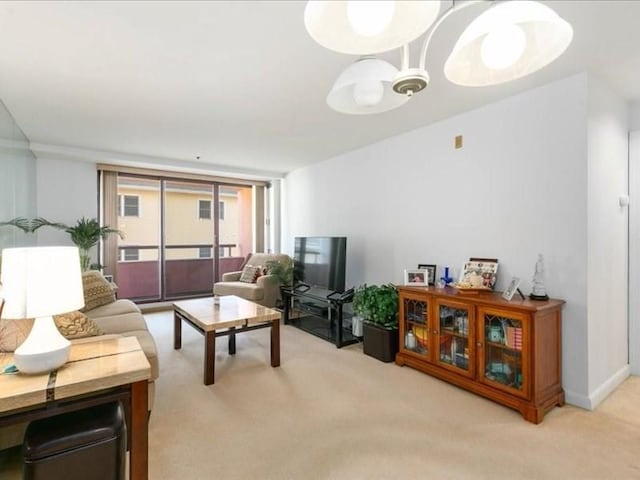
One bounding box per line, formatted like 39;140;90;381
213;253;290;308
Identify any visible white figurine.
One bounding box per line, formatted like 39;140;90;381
530;254;549;300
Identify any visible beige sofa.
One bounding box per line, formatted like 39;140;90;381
0;296;159;451
213;253;290;307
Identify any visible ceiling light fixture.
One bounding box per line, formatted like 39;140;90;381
305;0;574;114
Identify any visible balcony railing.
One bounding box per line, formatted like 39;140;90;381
115;244;245;301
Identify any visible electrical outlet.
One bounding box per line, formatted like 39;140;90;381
454;135;463;149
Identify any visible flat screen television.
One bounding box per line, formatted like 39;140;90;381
293;236;347;293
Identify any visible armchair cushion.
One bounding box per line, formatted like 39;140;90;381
213;253;290;307
239;265;262;283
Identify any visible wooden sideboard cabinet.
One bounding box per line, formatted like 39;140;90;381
396;286;565;423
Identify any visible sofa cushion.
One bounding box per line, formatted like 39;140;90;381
53;311;102;339
0;318;33;352
80;271;116;311
213;281;264;301
86;299;140;319
90;312;148;335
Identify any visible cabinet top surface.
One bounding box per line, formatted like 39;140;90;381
397;285;564;312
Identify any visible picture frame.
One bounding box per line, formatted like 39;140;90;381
417;264;437;286
404;269;427;286
502;277;521;301
459;258;499;289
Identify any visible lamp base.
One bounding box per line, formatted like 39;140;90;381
14;316;71;374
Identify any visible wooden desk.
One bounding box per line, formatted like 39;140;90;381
0;336;151;479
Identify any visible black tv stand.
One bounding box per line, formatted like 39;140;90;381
281;286;358;348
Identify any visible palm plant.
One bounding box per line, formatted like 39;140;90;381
0;217;33;233
33;217;123;271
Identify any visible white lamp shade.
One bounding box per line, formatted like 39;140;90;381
444;0;573;86
327;57;410;114
1;246;85;319
305;1;441;55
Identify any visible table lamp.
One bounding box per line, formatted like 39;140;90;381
0;246;85;374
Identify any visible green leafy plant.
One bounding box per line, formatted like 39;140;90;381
265;257;294;286
0;217;32;233
33;217;123;271
353;283;399;329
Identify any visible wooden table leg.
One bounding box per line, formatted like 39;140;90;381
173;311;182;350
204;330;215;385
130;380;149;480
271;319;280;367
228;326;236;355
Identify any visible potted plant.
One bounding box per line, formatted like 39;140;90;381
265;257;294;309
265;257;294;287
33;217;123;271
353;283;399;362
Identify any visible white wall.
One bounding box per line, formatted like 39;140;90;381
630;102;640;130
0;100;37;250
629;101;640;375
585;76;630;406
284;74;592;404
36;158;98;247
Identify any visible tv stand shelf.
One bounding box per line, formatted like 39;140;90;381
281;286;358;348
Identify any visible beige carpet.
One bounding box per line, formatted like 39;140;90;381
3;311;640;479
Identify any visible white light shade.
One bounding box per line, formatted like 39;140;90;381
327;57;410;115
1;246;85;319
305;1;441;55
1;246;84;374
444;0;573;86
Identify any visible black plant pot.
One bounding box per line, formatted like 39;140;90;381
363;322;399;363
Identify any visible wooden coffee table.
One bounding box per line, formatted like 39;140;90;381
173;296;281;385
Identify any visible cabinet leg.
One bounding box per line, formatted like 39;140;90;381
520;405;544;424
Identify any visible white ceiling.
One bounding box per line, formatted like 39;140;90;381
0;1;639;178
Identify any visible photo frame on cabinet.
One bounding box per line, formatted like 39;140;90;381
460;258;499;289
417;264;437;286
404;269;427;286
502;277;521;301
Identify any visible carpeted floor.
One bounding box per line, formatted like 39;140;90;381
3;311;640;479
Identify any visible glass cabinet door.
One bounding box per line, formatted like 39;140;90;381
479;308;529;399
400;296;429;358
436;300;474;377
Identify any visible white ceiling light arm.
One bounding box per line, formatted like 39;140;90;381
393;0;487;96
418;0;487;72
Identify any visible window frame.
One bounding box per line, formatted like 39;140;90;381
119;194;140;217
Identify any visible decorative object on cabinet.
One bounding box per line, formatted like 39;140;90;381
529;254;550;300
417;264;437;286
440;266;454;286
404;269;427;286
502;277;523;301
459;258;498;289
354;284;399;362
396;286;564;423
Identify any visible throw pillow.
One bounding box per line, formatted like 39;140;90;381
0;318;34;353
53;311;103;339
80;271;116;312
239;265;261;283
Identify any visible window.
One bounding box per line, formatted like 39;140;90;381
120;248;139;262
199;246;212;258
198;199;212;220
118;195;140;217
219;201;225;220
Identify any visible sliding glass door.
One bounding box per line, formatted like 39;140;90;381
113;175;256;302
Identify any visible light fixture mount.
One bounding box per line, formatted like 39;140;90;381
392;68;430;96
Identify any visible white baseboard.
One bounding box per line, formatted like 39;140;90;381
564;364;631;410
